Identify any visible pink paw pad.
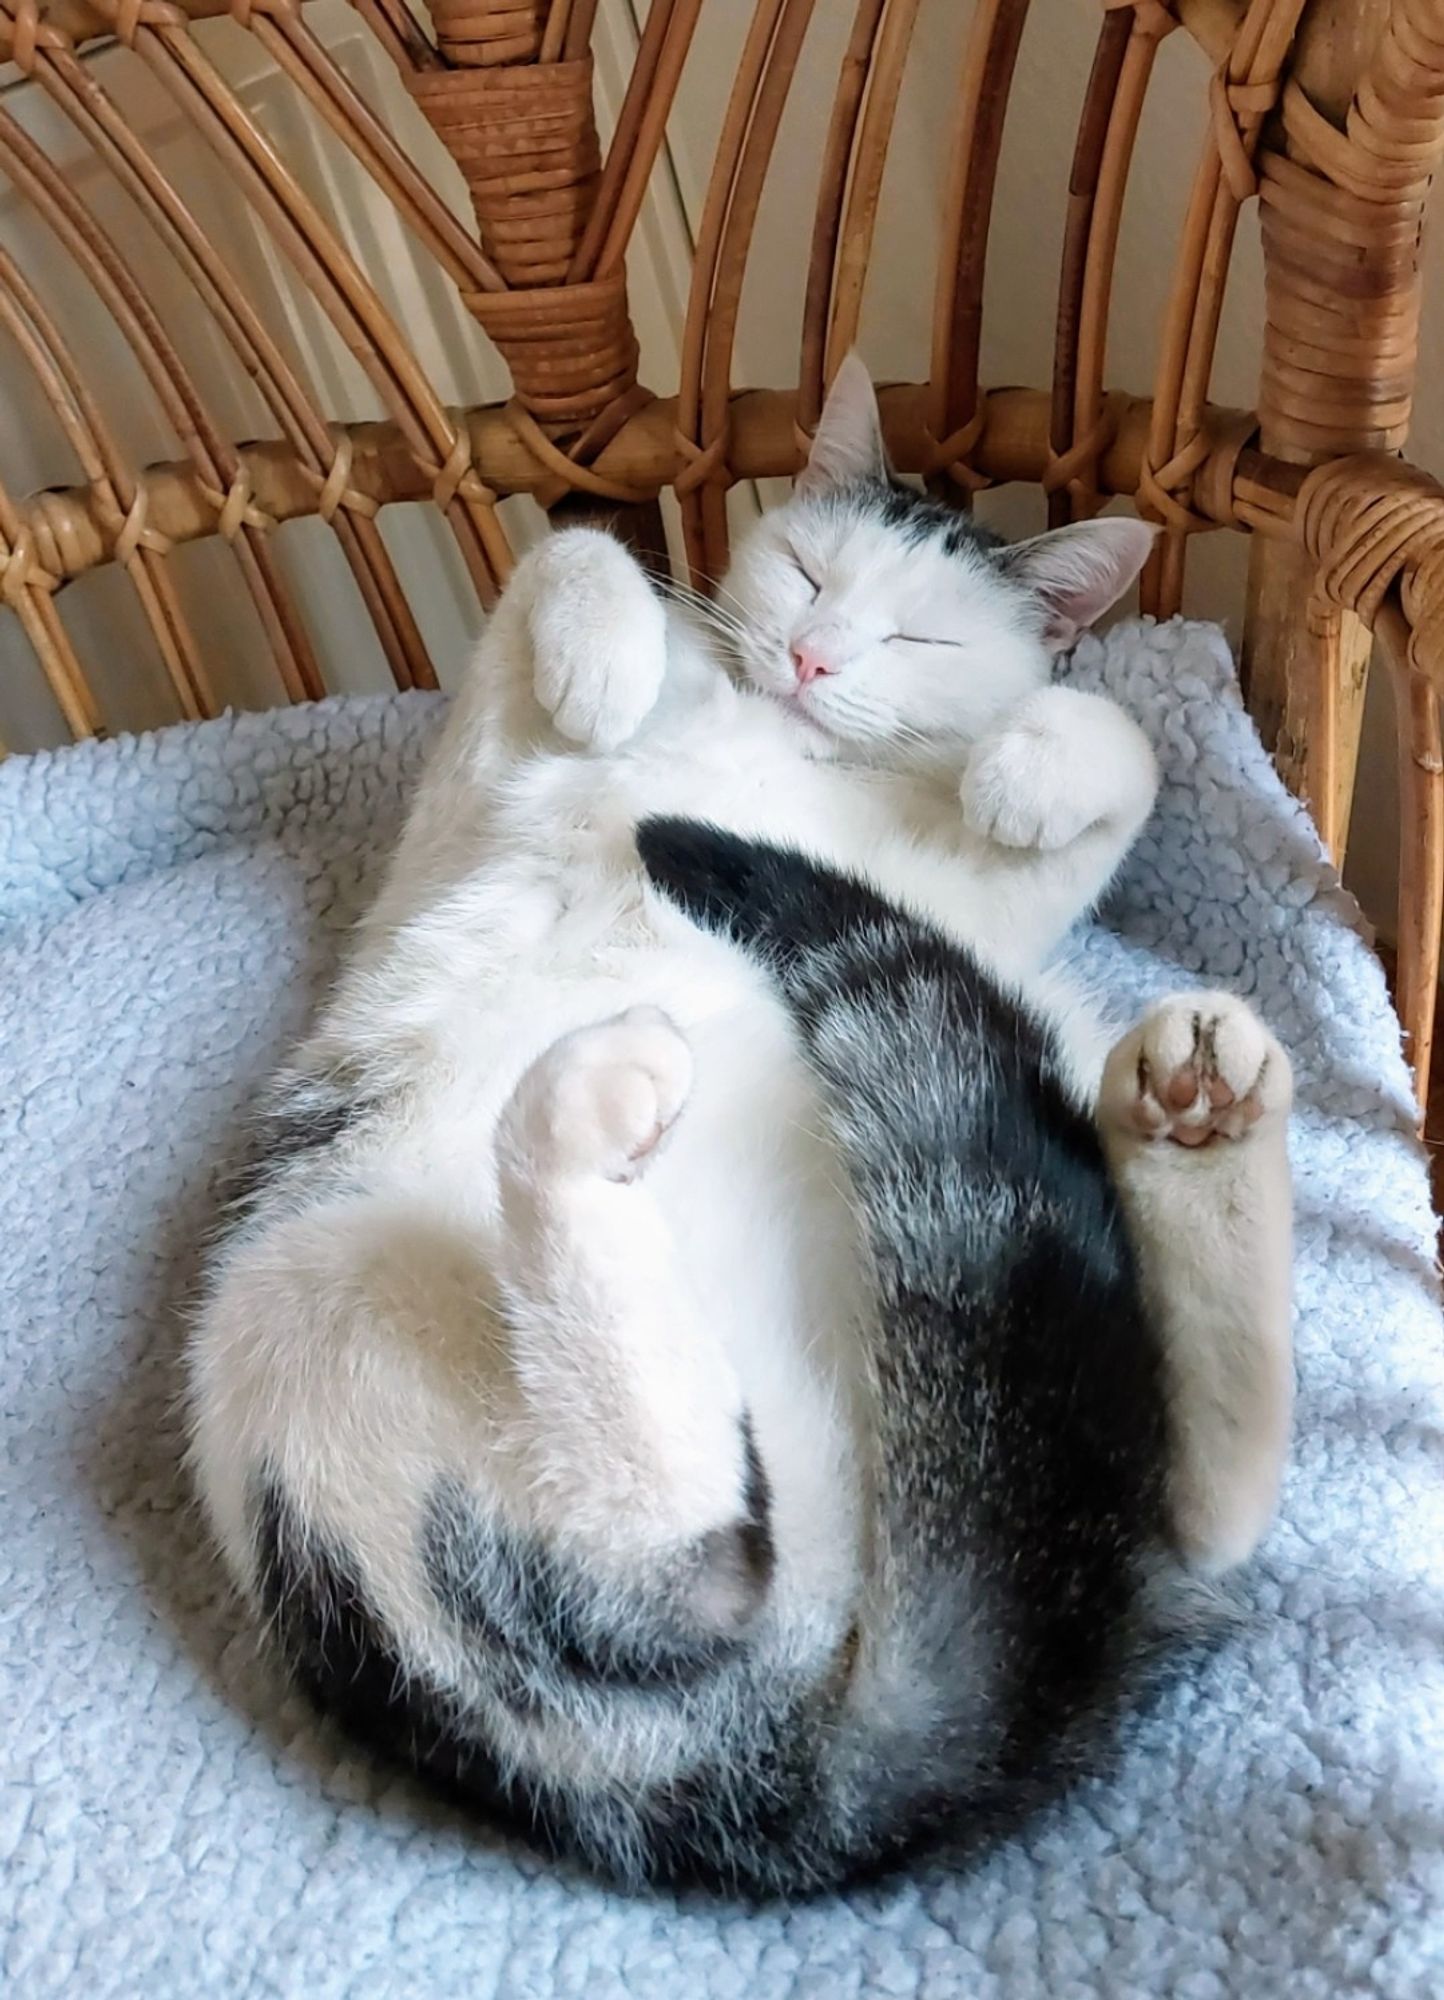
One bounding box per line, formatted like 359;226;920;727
1126;997;1284;1147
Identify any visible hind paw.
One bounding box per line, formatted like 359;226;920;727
500;1007;693;1184
1102;993;1291;1146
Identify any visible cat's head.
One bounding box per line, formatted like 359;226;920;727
722;355;1155;757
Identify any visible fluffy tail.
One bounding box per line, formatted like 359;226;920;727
637;814;871;991
639;809;1145;1535
637;812;1100;1240
637;816;1220;1882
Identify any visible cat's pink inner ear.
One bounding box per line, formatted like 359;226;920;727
1002;518;1159;654
796;352;890;499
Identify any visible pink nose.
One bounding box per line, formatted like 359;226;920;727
790;641;834;686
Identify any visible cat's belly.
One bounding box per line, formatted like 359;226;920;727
483;692;948;916
647;997;871;1599
414;930;867;1594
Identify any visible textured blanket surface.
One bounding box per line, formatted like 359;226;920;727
3;620;1441;1998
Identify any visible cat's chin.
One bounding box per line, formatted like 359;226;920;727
750;681;847;755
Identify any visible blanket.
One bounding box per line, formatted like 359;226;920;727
3;618;1441;1997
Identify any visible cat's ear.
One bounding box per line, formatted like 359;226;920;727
1000;517;1158;654
795;352;890;498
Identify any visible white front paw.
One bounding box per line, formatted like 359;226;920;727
959;686;1155;852
960;689;1097;850
528;529;667;752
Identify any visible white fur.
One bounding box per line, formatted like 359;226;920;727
1098;993;1295;1572
190;365;1293;1667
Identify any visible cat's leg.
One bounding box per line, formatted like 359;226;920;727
435;526;670;773
1095;992;1293;1574
955;685;1158;966
521;528;669;751
493;1007;771;1625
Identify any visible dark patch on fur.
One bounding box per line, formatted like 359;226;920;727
862;478;1008;563
421;1415;773;1696
252;1475;534;1834
737;1412;776;1598
223;1067;368;1221
688;1413;775;1639
252;1466;805;1890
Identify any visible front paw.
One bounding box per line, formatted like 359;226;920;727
959;686;1155;852
959;688;1097;850
528;529;667;752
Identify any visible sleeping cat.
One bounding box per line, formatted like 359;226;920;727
188;358;1293;1896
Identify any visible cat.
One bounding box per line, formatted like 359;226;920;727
188;357;1294;1897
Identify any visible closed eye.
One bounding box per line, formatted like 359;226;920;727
888;634;964;649
791;552;821;599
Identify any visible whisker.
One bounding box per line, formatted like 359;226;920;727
659;573;774;647
705;577;758;622
651;578;752;644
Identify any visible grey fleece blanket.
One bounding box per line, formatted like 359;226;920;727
2;618;1441;1998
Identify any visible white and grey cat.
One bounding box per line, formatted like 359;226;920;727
189;359;1293;1896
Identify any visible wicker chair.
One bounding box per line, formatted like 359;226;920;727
2;0;1443;1116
